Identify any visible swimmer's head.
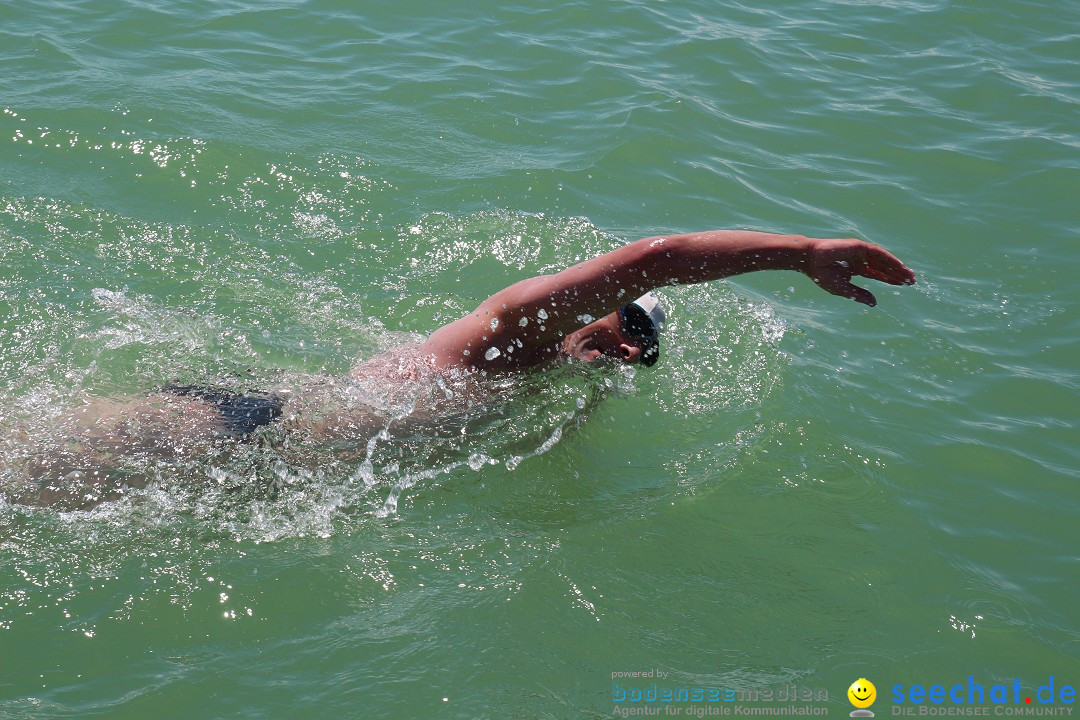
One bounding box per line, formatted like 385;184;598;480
620;292;664;367
561;293;665;367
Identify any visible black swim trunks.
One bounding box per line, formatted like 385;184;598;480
162;385;284;436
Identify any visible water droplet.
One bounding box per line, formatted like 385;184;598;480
519;317;529;327
537;309;548;320
484;347;501;361
490;318;499;331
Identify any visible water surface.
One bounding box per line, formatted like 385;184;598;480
1;0;1078;717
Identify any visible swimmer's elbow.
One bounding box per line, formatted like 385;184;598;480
477;274;559;322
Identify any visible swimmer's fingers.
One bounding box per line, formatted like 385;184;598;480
859;244;917;286
806;239;916;306
812;271;878;307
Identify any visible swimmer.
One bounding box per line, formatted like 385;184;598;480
6;229;915;505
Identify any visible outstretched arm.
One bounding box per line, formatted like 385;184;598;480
420;230;916;370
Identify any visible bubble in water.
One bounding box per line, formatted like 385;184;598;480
468;453;492;471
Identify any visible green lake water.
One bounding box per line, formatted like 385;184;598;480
1;0;1078;717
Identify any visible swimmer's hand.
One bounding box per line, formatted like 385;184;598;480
804;238;916;307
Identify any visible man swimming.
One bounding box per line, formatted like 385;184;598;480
7;228;915;505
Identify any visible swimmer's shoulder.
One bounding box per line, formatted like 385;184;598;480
347;344;449;383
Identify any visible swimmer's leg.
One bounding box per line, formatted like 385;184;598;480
6;394;230;508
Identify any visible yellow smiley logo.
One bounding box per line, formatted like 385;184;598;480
848;678;877;711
